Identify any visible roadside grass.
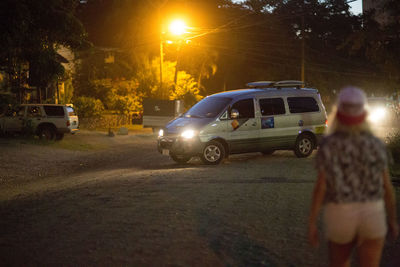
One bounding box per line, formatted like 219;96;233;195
0;134;104;151
80;124;152;133
87;124;153;134
52;138;105;151
0;125;152;151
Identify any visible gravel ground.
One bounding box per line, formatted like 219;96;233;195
0;130;399;266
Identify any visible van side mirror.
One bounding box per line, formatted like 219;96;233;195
231;109;239;119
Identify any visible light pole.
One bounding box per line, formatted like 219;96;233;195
159;19;187;99
159;32;164;99
169;19;188;92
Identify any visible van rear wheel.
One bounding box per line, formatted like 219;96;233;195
201;141;225;165
294;134;314;158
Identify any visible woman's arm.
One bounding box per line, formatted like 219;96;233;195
308;171;327;247
383;169;399;241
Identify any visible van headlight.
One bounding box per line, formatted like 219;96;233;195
181;129;195;139
368;107;387;122
158;129;164;137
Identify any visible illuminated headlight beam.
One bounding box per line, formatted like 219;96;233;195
181;129;195;139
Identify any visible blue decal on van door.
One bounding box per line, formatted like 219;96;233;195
261;117;274;129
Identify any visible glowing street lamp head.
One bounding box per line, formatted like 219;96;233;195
169;19;187;35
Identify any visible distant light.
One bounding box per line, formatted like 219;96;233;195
166;40;173;44
169;20;187;36
368;107;387;122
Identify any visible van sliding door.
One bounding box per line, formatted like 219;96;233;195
258;97;293;150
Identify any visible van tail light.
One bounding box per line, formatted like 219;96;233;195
67;121;70;127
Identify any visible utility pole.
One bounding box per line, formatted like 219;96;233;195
159;34;164;99
158;8;164;99
301;15;305;83
173;42;182;86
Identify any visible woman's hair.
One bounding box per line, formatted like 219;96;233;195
327;105;372;135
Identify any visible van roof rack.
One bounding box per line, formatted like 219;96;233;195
246;80;304;89
246;81;275;88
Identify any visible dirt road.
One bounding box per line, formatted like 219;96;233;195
1;131;399;266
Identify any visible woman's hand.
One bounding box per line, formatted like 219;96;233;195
308;222;319;248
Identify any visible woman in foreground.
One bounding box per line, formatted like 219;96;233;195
308;87;398;267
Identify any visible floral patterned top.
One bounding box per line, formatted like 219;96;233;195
316;131;388;203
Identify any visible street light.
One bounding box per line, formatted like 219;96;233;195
169;19;187;36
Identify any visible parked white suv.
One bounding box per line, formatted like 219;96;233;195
0;104;79;140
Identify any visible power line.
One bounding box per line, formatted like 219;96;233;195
196;42;381;78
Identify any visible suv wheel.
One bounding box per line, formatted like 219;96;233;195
201;141;225;165
170;153;191;164
38;127;55;141
294;134;314;158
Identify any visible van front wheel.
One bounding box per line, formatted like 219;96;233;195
294;134;314;158
201;141;225;165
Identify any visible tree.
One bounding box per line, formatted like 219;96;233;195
76;0;397;101
0;0;88;103
342;0;400;95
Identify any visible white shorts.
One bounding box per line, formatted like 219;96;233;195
323;200;387;245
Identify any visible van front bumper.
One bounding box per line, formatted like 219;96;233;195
158;136;203;156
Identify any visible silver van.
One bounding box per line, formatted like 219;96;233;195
157;81;327;164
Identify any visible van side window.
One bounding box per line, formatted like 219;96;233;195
287;97;319;113
259;98;285;116
231;99;254;119
220;110;228;120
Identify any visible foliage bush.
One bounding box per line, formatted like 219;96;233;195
107;80;143;114
386;132;400;163
79;114;131;130
0;93;16;114
73;96;104;118
73;55;204;114
169;70;203;107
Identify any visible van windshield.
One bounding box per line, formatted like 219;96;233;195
185;97;231;118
